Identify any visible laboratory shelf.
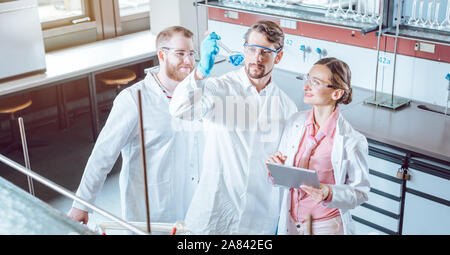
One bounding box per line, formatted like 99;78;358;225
383;25;450;46
197;0;380;34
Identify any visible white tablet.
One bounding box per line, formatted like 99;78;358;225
266;162;320;189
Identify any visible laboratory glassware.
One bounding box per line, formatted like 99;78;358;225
375;0;382;23
345;0;356;19
353;0;362;21
334;0;346;19
259;0;268;7
325;0;335;17
423;1;433;27
431;1;441;29
414;0;425;26
360;0;369;23
407;0;418;25
440;0;450;30
369;0;378;23
217;40;245;66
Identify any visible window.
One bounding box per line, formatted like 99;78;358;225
118;0;150;17
38;0;91;29
39;0;150;51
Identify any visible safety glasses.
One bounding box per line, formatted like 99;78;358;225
243;43;281;58
304;74;336;89
160;47;197;60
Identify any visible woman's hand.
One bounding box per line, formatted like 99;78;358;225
265;152;287;182
265;151;287;165
300;184;331;203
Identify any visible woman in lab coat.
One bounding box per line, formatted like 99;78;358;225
266;57;370;235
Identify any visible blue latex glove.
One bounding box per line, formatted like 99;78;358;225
198;32;221;77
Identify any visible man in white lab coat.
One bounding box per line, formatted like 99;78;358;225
67;26;203;231
169;20;298;234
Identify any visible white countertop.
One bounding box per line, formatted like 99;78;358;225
0;30;157;96
343;101;450;163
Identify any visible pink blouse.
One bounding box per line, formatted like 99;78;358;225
290;107;341;223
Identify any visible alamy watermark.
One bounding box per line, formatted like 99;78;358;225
171;89;284;143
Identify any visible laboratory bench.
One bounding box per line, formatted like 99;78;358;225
0;30;158;142
340;86;449;235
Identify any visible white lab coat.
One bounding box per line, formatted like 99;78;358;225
169;67;298;234
276;110;370;235
73;71;203;223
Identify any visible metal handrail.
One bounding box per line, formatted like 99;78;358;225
0;153;149;235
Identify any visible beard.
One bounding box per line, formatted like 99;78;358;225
165;61;193;82
245;63;272;79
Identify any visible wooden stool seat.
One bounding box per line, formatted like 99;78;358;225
0;97;32;115
0;96;36;155
98;68;137;86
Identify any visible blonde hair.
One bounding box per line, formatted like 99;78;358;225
315;57;353;105
156;26;194;49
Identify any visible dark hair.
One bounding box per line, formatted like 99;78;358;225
315;57;353;105
244;20;284;51
156;26;194;48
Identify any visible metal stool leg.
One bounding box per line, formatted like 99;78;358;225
116;85;121;96
1;114;20;154
56;85;70;130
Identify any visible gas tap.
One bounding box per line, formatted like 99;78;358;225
300;45;311;63
315;47;327;59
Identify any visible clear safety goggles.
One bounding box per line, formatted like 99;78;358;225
243;43;281;58
304;73;337;89
160;47;198;60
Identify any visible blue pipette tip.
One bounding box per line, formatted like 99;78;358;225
229;54;244;66
446;73;450;81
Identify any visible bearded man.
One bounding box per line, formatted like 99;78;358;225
68;26;203;229
169;20;298;234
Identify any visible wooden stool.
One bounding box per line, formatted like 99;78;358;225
97;68;137;96
0;96;32;154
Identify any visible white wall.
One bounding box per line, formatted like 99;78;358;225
208;20;450;107
150;0;207;51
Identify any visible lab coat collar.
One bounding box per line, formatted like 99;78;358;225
144;67;171;102
289;110;346;170
307;106;340;137
293;109;345;137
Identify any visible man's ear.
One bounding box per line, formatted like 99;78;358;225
158;49;165;64
274;50;283;64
